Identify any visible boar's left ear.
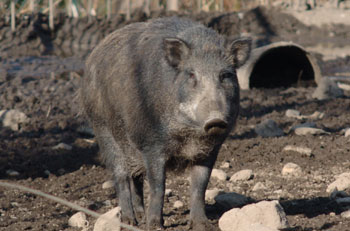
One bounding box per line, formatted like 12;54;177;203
163;37;191;69
228;38;252;69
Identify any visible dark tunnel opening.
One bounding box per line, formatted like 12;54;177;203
249;46;316;88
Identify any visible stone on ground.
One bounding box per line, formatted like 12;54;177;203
173;200;184;209
218;200;289;231
327;172;350;193
205;188;223;201
230;169;254;182
215;192;249;209
52;142;73;150
255;119;284;137
211;169;228;181
252;182;267;191
282;163;302;176
94;207;121;231
294;127;328;136
312;78;344;100
102;180;114;189
0;109;29;131
68;211;89;229
283;145;312;156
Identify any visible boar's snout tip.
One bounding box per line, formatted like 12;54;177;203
204;118;228;136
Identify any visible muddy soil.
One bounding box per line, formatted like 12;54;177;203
1;6;350;231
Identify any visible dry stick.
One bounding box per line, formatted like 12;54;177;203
11;0;15;32
49;0;54;30
0;181;144;231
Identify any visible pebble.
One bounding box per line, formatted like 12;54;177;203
211;169;228;181
68;212;89;229
327;172;350;192
285;109;300;118
282;163;302;176
214;192;249;209
94;207;121;231
102;180;114;189
345;128;350;137
294;127;328;136
254;119;284;137
252;182;267;191
205;188;223;201
173;200;184;209
6;169;20;177
220;161;231;169
341;210;350;218
230;169;254;182
52;143;73;150
218;200;289;231
283;145;312;156
0;109;29;131
165;189;172;197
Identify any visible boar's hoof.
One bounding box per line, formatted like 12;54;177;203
121;214;137;226
190;220;217;231
147;218;164;231
204;118;228;136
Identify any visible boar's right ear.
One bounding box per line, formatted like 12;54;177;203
228;38;252;69
163;37;191;69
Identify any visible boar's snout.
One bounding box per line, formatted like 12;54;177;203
204;118;228;136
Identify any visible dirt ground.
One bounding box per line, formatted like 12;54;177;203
1;6;350;231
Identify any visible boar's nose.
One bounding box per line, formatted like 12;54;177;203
204;118;228;136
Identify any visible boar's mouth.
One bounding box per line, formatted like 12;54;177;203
204;118;228;136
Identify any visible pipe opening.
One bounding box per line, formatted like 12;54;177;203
249;46;316;88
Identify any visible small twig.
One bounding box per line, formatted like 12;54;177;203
0;181;144;231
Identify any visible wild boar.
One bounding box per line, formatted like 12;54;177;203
80;16;251;230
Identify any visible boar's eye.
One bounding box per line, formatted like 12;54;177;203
219;71;235;83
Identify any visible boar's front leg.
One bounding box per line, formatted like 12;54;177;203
189;152;219;230
143;150;166;230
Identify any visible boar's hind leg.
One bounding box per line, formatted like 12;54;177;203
143;152;166;230
130;174;145;223
94;126;138;225
189;153;218;230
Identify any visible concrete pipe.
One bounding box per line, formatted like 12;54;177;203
237;41;322;89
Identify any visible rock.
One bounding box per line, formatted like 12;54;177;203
205;188;223;201
173;200;184;209
52;143;73;150
252;182;267;191
230;169;254;182
211;169;228;181
283;145;312;156
330;189;348;199
294;127;328;136
345;128;350;137
218;200;289;231
6;169;20;177
292;122;317;130
220;161;231;169
254;119;284;137
215;192;249;209
282;163;302;176
0;109;29;131
338;82;350;91
285;109;300;118
341;210;350;218
165;189;172;197
327;172;350;193
94;207;121;231
312;78;344;100
102;180;114;189
68;212;89;229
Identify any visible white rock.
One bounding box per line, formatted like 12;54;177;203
345;128;350;137
252;182;267;191
52;143;73;150
68;212;89;229
312;78;344;100
282;163;302;176
205;188;223;201
173;200;184;209
230;169;254;182
283;145;312;156
285;109;300;118
94;207;121;231
254;119;284;137
341;210;350;218
338;82;350;91
214;192;249;209
327;172;350;193
220;161;231;169
218;200;289;231
294;127;328;136
292;122;316;130
165;189;172;197
211;169;227;181
102;180;114;189
6;169;20;176
0;109;29;131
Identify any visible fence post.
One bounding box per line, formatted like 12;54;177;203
11;0;16;32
